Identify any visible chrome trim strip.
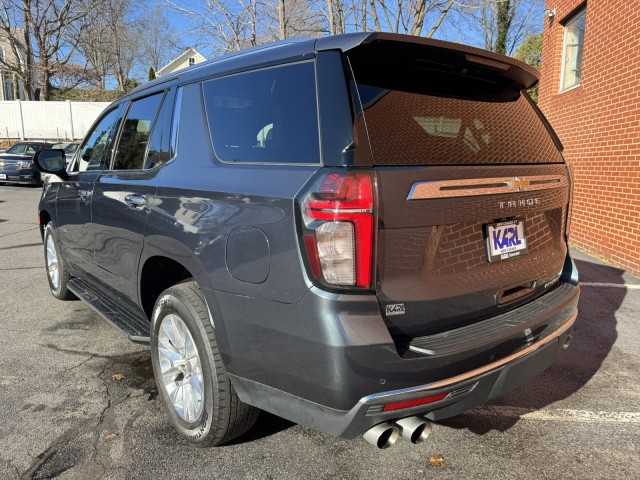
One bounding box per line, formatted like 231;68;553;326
359;310;578;405
407;175;566;200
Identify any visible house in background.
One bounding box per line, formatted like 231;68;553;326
538;0;640;276
156;48;206;77
0;31;27;101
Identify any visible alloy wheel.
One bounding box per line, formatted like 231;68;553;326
45;234;59;290
157;314;205;422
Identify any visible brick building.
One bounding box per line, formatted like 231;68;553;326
538;0;640;275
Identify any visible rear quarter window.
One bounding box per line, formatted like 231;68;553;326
202;62;320;165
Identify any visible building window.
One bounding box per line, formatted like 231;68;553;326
188;57;195;66
560;8;587;92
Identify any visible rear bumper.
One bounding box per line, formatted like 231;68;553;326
209;262;579;438
230;312;575;438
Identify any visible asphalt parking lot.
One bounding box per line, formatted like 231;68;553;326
1;184;639;480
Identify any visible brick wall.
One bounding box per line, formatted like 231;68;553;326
538;0;640;276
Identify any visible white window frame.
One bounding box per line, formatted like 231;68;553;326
559;7;587;93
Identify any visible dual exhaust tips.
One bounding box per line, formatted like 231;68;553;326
363;416;433;449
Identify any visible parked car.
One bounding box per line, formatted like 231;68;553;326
0;141;53;186
34;33;579;449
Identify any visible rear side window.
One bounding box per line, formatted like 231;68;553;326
145;88;176;169
350;56;564;166
202;62;320;165
113;93;164;170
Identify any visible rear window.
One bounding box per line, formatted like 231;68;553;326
351;57;564;166
202;62;320;165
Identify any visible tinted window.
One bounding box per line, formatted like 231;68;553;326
145;88;176;169
355;85;563;166
351;55;564;166
65;143;79;154
78;108;121;172
6;143;38;155
202;62;320;164
113;93;163;170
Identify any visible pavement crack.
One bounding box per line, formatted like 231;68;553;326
40;343;144;362
0;226;38;239
19;425;84;480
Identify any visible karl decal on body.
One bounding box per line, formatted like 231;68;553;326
386;304;406;316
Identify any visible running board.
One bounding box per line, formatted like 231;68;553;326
68;278;151;345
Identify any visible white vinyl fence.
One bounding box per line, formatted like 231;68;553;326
0;100;110;140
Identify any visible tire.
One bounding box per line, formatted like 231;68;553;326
150;281;259;446
43;222;75;300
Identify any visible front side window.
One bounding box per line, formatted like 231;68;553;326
65;143;79;154
113;92;164;170
202;62;320;165
77;108;121;172
560;8;587;92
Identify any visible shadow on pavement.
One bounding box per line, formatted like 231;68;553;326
440;257;625;434
225;412;295;446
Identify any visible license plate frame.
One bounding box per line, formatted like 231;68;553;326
485;219;528;263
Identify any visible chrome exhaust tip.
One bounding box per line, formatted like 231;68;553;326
395;416;433;444
363;422;400;449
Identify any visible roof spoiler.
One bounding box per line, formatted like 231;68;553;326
315;32;539;91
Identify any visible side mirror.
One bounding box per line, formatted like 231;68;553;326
33;149;69;181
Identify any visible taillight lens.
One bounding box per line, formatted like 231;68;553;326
302;171;374;289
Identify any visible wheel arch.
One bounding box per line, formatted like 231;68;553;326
138;238;216;321
38;209;53;240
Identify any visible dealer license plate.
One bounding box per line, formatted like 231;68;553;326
485;219;528;263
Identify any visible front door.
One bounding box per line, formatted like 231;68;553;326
56;106;124;277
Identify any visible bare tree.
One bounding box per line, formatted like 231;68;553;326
451;0;543;55
0;2;35;99
139;5;180;72
73;8;112;89
320;0;454;37
1;0;87;100
73;0;142;92
166;0;260;53
265;0;325;39
278;0;286;38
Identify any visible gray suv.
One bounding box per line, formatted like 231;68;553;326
34;33;579;449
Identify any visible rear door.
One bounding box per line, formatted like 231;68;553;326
347;42;570;339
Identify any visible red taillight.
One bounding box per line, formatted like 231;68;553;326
303;172;374;288
382;393;450;412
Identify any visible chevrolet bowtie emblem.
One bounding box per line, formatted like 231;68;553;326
512;177;529;191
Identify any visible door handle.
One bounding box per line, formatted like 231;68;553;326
124;194;146;208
